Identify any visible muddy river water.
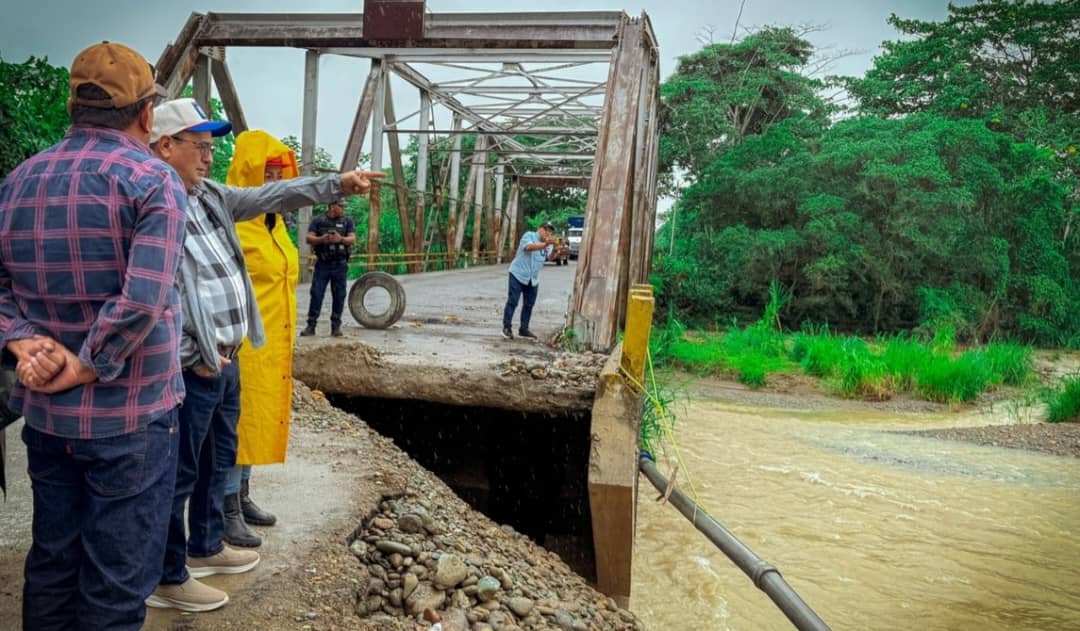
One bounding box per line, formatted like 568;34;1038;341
631;393;1080;630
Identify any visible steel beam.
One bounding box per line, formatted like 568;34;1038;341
415;89;431;258
192;54;212;116
327;49;613;63
340;60;383;171
517;175;591;189
194;11;626;49
446;115;463;261
210;57;248;134
383;78;413;256
387;128;597;137
299;49;320;283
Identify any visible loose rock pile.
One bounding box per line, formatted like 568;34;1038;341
290;381;643;631
350;486;641;631
497;352;608;389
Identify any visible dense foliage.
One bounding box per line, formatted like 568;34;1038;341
0;55;69;178
654;0;1079;348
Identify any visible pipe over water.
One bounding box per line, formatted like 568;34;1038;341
638;454;831;631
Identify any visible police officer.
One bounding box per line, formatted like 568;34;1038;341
302;199;356;337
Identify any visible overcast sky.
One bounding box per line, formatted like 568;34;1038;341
1;0;958;166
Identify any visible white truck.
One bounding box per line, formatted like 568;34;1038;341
566;215;585;259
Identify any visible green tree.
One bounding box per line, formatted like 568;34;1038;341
280;134;337;173
0;55;69;178
658;27;831;184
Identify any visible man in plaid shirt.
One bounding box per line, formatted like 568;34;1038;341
144;98;384;612
0;43;185;630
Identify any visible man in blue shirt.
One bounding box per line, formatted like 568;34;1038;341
503;222;556;340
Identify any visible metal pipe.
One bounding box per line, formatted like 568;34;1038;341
638;455;831;631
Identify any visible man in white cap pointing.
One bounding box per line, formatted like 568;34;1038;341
146;97;383;612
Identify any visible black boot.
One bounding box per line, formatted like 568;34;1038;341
224;493;262;548
300;324;316;337
240;478;277;526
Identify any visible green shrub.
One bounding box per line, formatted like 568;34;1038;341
835;346;893;400
881;335;934;390
977;342;1033;387
1043;376;1080;424
916;352;992;403
733;355;767;388
796;332;847;378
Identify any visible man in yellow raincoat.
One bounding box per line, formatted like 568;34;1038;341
223;131;301;548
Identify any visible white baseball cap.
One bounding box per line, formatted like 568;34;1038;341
151;97;232;144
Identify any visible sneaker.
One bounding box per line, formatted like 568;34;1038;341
146;577;229;612
501;327;514;340
518;330;539;341
187;545;260;578
299;325;316;337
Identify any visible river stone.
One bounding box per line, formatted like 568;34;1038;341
349;539;368;559
375;540;412;556
476;576;501;602
403;573;419;599
451;588;471;610
405;583;446;616
398;513;425;533
372;516;395;530
508;597;534;618
553;610;575;631
442;608;469;631
491;567;513;591
435;553;469;589
388;552;404;568
388;587;403;608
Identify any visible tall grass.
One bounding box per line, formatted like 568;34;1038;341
650;291;1035;403
1043;375;1080;423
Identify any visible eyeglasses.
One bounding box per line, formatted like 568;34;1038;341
170;136;214;156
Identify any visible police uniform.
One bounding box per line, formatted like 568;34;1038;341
305;207;355;334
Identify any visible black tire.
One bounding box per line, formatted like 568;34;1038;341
348;271;406;329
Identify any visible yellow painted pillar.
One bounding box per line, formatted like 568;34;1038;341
621;284;654;384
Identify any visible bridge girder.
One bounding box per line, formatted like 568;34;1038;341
155;2;659;354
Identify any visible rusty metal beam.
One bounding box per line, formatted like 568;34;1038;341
340;60;383;171
571;17;647;352
210;58;248;134
386;128;596;137
517;175;591;189
328;49;613;63
383;79;415;257
156;14;206;99
193;11;626;49
192;54;212;115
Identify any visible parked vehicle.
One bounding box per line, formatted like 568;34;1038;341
567;215;585;259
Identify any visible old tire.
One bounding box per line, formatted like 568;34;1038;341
348;271;406;329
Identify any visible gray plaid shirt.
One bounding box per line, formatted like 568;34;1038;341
184;194;249;348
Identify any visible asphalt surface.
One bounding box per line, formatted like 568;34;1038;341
296;260;578;371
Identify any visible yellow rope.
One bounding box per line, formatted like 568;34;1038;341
620;348;703;510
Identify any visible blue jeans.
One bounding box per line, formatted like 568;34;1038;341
307;260;348;329
161;362;240;585
225;463;252;496
22;408;178;631
503;273;538;333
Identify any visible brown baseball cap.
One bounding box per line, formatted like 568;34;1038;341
68;41;166;112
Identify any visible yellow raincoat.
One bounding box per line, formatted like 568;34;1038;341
226;131;301;465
